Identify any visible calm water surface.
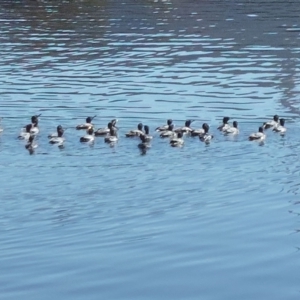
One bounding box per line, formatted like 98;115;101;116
1;0;300;299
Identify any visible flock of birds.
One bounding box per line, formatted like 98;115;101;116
0;114;287;154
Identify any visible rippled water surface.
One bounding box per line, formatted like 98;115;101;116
1;0;300;299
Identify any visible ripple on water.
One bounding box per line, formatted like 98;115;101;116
0;0;300;299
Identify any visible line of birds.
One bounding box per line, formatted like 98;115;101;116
0;114;287;154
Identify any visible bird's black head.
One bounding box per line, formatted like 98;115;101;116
31;115;40;124
57;125;64;137
223;117;230;124
111;119;118;126
168;124;174;131
233;121;238;128
167;119;173;125
185;120;193;127
274;115;279;122
202;123;209;133
86;117;93;123
279;118;285;126
258;126;264;133
144;125;149;134
31;116;39;126
137;123;143;131
25;124;32;132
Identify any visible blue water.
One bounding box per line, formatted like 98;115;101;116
0;0;300;299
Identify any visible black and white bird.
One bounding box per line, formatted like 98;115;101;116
249;126;265;142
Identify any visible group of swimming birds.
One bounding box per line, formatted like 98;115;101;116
0;114;286;154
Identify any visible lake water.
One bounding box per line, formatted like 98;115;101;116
0;0;300;299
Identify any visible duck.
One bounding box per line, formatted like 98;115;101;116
19;124;33;140
224;121;239;135
263;115;279;130
95;122;112;136
49;125;65;145
174;119;194;134
138;134;151;150
160;124;176;138
155;119;173;131
191;126;205;137
125;123;144;137
200;123;213;143
217;117;230;132
76;116;96;130
25;135;38;154
48;125;64;138
170;132;184;147
30;115;40;135
142;125;153;142
104;127;118;143
248;126;266;141
95;119;118;136
21;114;41;134
273;118;286;135
80;127;95;143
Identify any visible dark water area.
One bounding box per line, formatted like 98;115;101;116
1;0;300;299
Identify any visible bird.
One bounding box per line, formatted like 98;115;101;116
80;127;95;143
174;120;194;134
170;132;184;147
125;123;144;137
224;121;239;135
191;126;205;137
104;127;118;143
21;115;41;135
142;125;153;142
263;115;279;130
200;123;213;143
217;117;230;132
248;126;266;141
273;118;286;135
95;122;111;136
19;124;33;140
49;125;65;145
48;125;64;138
155;119;173;131
30;115;40;135
95;119;118;136
160;124;176;138
76;116;96;130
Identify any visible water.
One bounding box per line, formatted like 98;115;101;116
0;0;300;299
